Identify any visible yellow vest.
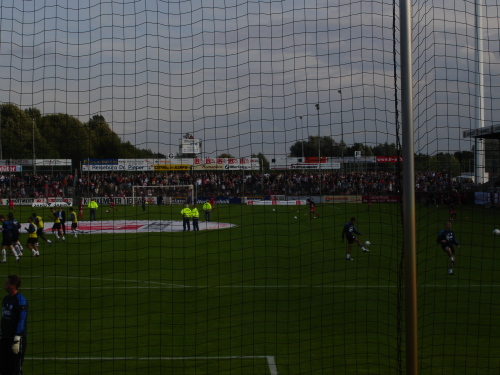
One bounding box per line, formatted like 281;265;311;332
52;212;61;224
28;223;37;238
203;202;212;211
34;216;44;229
181;208;192;218
191;208;199;218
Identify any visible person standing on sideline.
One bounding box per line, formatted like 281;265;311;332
88;199;98;221
0;215;20;263
32;212;52;245
0;275;28;375
437;221;460;276
142;195;146;212
25;217;40;256
58;206;67;236
202;201;212;222
342;217;369;260
209;195;215;211
180;204;192;232
191;205;200;231
306;198;320;220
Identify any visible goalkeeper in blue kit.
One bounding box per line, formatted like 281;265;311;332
0;274;28;375
342;217;369;260
437;221;460;276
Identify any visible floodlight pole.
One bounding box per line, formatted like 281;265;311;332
474;0;485;185
338;90;344;173
400;0;418;373
32;117;36;175
315;104;321;197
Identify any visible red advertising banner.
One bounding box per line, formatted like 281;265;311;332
376;156;403;163
304;156;328;163
362;196;401;203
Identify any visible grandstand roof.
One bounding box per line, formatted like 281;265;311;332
463;124;500;140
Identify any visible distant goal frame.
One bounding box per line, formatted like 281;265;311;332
131;185;195;206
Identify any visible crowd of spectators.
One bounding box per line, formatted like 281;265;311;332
0;170;482;205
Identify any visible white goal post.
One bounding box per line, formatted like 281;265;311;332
131;185;195;206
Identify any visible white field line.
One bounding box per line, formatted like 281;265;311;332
21;284;500;290
26;356;279;375
20;276;500;289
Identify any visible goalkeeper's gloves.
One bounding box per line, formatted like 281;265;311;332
12;336;21;354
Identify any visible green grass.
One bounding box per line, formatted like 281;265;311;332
4;202;500;374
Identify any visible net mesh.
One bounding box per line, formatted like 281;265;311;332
0;0;499;374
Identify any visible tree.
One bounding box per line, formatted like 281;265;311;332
289;136;345;157
252;152;270;172
453;150;474;173
218;153;235;158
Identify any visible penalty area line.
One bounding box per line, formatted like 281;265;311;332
27;356;279;375
21;284;500;290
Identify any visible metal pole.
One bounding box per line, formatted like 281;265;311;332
315;104;321;197
400;0;418;373
0;105;3;160
338;90;344;173
32;118;36;175
474;0;485;185
300;116;305;173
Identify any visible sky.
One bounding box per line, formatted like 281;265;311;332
1;0;499;159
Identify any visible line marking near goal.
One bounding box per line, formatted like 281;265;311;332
22;275;500;290
27;356;279;375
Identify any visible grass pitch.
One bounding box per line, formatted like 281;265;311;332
4;202;499;374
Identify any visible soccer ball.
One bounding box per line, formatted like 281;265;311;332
493;229;500;236
106;210;109;213
364;241;371;247
294;216;297;219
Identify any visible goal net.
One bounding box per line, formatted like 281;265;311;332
131;185;194;206
2;0;499;374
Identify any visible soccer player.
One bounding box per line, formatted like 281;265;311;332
7;213;23;257
49;208;65;242
448;204;457;221
0;275;28;375
8;198;15;212
69;207;84;238
32;212;52;245
436;221;460;276
342;217;369;260
109;195;118;212
307;198;320;220
0;215;19;263
25;217;40;256
78;199;84;220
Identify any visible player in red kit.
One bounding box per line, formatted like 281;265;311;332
78;199;84;220
307;199;320;220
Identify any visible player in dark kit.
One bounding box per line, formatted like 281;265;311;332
342;217;369;260
0;274;28;375
0;215;20;263
437;221;460;275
